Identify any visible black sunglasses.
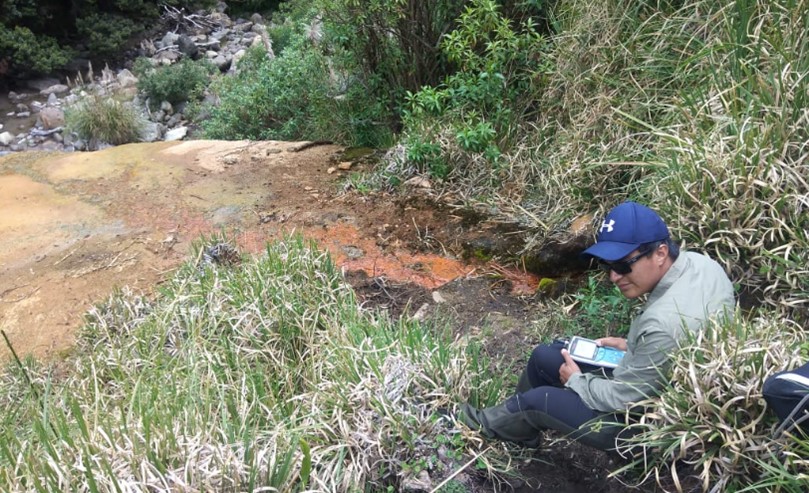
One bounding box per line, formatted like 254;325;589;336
598;247;654;275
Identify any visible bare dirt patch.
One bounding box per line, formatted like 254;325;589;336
0;141;480;358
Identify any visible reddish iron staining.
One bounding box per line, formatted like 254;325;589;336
231;222;539;293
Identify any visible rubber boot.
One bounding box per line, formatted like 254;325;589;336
516;369;533;393
459;402;543;447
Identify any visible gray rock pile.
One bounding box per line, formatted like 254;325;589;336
0;1;271;154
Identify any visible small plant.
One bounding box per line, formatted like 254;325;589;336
134;57;215;109
565;274;637;339
65;94;144;147
455;120;496;153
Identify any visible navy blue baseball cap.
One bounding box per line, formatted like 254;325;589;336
581;201;670;261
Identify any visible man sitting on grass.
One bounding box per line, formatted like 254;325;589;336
460;201;736;450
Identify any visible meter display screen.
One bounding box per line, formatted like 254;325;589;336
571;339;598;358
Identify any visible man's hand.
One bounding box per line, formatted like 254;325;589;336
559;349;581;385
596;337;628;352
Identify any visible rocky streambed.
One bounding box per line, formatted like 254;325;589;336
0;1;274;155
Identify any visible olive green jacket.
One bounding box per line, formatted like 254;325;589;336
565;251;735;412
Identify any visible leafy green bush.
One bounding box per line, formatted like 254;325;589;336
203;38;393;147
399;0;548;181
0;25;72;75
65;94;144;147
134;58;216;109
0;0;212;76
75;12;141;57
614;311;806;492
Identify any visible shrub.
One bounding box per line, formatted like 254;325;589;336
398;0;548;182
0;25;72;75
614;312;806;492
202;42;332;140
75;12;141;57
203;37;393;146
65;94;144;147
134;58;216;109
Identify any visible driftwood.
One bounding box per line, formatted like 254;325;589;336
161;5;219;31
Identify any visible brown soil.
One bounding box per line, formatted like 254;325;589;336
0;140;653;493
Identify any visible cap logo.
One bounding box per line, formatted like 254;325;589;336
600;219;615;233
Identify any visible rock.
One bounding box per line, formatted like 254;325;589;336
327;167;337;174
211;29;231;41
250;13;263;24
405;176;432;189
166;114;183;127
160;101;174;114
164;127;188;141
157;50;181;64
15;112;31;118
27;78;61;91
401;470;431;492
117;69;138;88
0;132;14;146
140;121;164;142
213;55;230;71
8;91;28;103
337;162;353;170
178;34;199;59
15;103;29;113
39;107;65;130
230;49;246;71
47;93;59;105
39;84;69;96
161;32;180;48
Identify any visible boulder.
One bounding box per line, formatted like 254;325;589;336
140;121;164;142
39;107;65;130
165;127;188;141
27;78;61;92
117;69;139;88
161;32;180;48
213;55;230;71
0;132;14;146
39;84;70;96
178;35;199;59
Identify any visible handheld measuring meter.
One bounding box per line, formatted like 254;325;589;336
566;336;625;368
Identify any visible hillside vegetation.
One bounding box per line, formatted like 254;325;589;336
1;0;807;491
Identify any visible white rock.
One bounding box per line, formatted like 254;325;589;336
405;176;432;188
164;127;188;141
0;132;15;146
117;69;138;88
39;84;69;96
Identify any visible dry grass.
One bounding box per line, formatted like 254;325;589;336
0;237;522;492
614;312;807;492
